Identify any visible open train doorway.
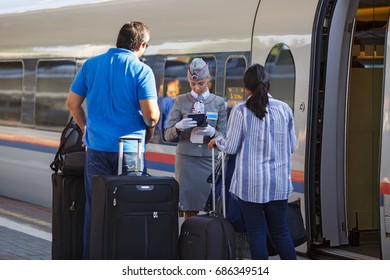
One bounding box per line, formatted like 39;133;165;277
312;0;390;259
345;1;389;259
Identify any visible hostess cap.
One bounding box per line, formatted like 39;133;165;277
187;58;209;81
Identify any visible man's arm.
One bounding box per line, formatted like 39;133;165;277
66;90;87;132
140;99;160;144
140;99;160;128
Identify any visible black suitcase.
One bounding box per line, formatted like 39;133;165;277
179;150;236;260
51;118;85;260
204;153;251;259
51;173;85;260
89;135;179;260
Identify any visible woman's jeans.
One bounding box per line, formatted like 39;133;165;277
82;148;144;259
238;198;297;260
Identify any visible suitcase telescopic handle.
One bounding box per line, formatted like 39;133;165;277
221;151;226;218
118;135;143;175
211;148;227;218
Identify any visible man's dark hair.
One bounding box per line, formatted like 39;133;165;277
116;21;150;51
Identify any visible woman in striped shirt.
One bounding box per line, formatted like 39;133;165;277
208;64;297;260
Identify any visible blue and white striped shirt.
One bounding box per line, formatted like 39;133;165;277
215;95;297;203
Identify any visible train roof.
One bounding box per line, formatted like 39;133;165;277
0;0;259;58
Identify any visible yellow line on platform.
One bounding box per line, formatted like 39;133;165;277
0;208;51;228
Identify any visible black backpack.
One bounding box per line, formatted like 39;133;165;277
50;117;85;176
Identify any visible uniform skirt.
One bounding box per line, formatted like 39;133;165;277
175;153;215;211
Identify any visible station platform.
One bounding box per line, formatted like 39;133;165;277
0;195;309;261
0;196;51;260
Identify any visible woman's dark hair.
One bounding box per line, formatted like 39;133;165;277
244;64;270;120
116;21;150;51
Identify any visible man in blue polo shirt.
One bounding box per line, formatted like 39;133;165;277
66;21;160;259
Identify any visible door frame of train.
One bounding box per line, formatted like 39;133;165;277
320;0;360;247
379;10;390;260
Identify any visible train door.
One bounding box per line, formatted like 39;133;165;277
316;0;390;259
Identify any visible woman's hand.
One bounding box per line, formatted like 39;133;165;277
208;138;217;149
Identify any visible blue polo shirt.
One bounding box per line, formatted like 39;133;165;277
70;48;157;152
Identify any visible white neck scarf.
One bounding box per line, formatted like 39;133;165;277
191;90;210;113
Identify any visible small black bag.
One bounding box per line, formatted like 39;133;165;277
267;199;308;256
50;117;85;176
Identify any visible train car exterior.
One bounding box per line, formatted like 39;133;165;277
0;0;389;260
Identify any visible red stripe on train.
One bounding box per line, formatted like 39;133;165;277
145;151;176;164
292;170;304;183
380;182;390;195
291;171;390;195
146;152;306;181
0;133;59;148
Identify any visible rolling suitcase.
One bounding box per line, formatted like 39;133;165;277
51;118;85;260
179;149;236;260
204;153;251;259
89;135;179;260
51;172;85;260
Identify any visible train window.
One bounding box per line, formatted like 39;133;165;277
0;61;23;123
160;56;216;133
265;43;295;110
36;60;76;128
225;57;247;117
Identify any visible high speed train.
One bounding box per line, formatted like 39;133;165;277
1;0;390;260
